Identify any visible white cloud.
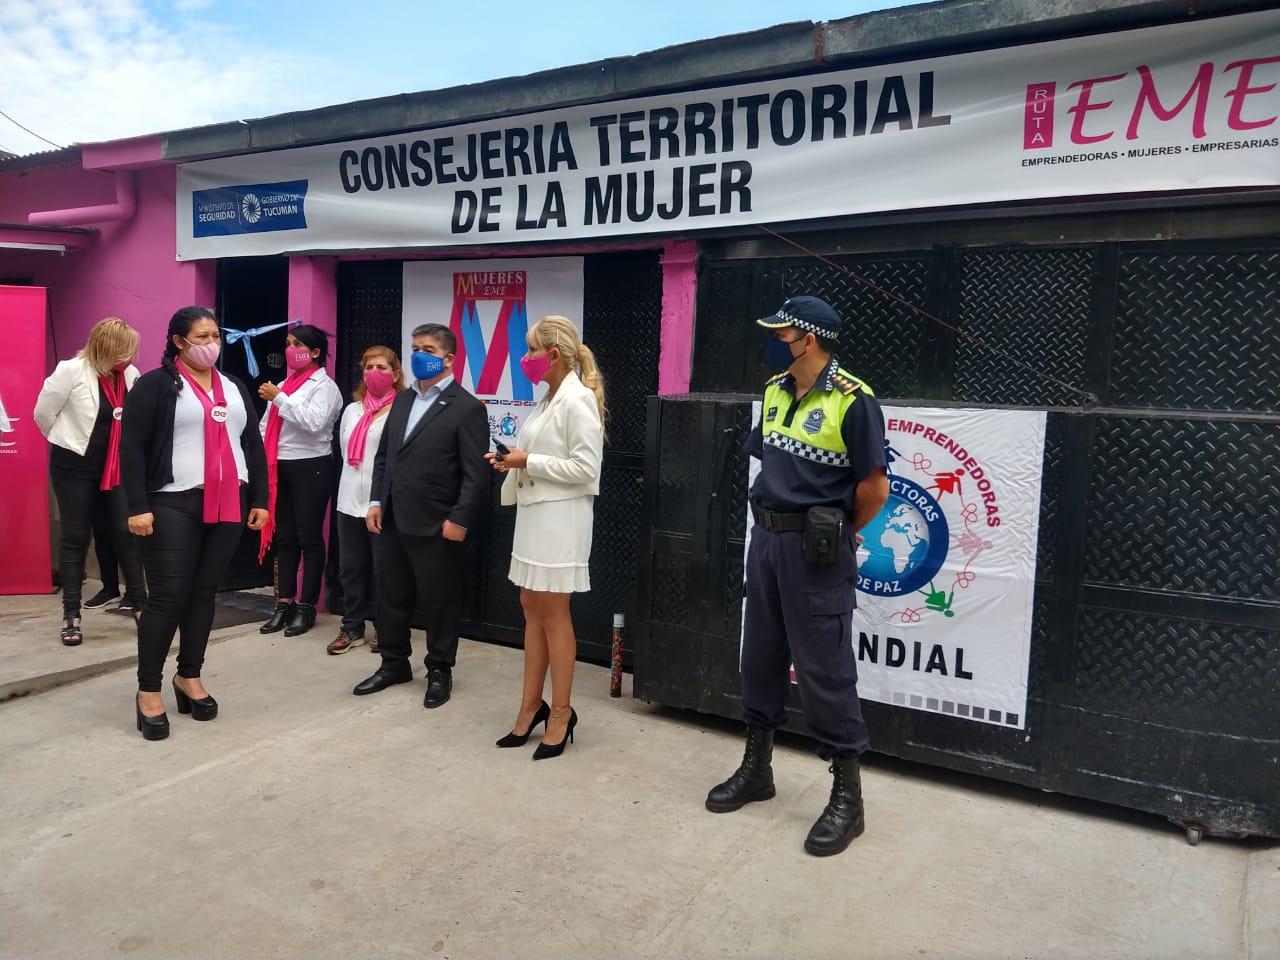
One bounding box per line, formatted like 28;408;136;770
0;0;334;155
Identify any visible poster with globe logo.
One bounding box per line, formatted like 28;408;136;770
743;403;1046;729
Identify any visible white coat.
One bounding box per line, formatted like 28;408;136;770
34;356;141;455
500;370;604;508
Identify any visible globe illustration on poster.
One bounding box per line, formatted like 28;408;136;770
858;476;950;597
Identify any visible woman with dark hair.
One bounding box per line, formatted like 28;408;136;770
35;316;148;645
256;324;343;638
327;345;404;655
121;306;269;741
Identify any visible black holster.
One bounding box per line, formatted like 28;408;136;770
802;506;846;565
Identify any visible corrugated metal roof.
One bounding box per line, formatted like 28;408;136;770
0;146;82;173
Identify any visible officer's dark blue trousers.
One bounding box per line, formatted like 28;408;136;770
741;524;870;758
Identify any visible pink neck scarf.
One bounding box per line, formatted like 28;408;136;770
175;363;241;523
259;365;318;561
345;389;396;467
98;370;126;491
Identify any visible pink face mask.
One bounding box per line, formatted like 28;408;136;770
363;367;395;397
519;351;555;385
184;340;221;370
285;346;315;371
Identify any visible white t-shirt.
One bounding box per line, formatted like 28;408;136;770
160;376;249;493
258;368;344;460
336;401;390;518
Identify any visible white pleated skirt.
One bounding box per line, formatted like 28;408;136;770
509;495;595;594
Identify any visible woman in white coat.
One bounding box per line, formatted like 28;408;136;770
485;316;605;760
34;317;147;645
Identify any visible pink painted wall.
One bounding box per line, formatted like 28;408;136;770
287;256;338;374
0;164;209;373
658;240;698;394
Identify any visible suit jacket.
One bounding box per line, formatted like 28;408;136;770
370;378;489;538
500;371;603;508
35;357;141;456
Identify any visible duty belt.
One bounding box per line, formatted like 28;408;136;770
751;501;806;533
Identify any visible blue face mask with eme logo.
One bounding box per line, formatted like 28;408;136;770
411;350;446;381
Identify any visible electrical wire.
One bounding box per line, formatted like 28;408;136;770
758;223;1099;405
0;108;63;150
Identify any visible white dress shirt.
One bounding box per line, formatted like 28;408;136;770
160;377;249;492
258;368;344;460
336;401;390;518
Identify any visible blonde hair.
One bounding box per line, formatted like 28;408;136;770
527;315;606;424
78;317;140;376
353;345;404;402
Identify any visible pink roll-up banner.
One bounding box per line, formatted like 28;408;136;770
0;286;52;595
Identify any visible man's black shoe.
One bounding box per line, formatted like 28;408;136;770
706;725;776;813
424;667;452;709
352;666;413;696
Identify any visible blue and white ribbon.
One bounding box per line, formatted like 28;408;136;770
221;318;302;378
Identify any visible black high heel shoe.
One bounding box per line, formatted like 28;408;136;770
172;678;218;721
532;707;577;761
496;700;550;748
135;696;169;741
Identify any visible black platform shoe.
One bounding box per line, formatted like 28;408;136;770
496;700;550;747
705;725;776;813
172;678;218;721
283;602;316;637
260;602;293;634
803;755;865;857
135;696;169;741
532;707;577;760
60;618;83;647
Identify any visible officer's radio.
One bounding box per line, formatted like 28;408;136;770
802;506;847;565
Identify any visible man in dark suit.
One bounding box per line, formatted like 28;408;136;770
353;322;488;708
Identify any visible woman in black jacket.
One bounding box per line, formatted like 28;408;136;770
122;307;269;741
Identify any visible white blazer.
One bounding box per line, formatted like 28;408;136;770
34;356;141;456
501;370;604;507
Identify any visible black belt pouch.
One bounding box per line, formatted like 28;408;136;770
802;506;846;565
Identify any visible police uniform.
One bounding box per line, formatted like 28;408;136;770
707;296;886;856
742;304;886;758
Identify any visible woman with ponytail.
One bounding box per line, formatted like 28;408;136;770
35;317;147;645
256;325;343;639
121;307;268;740
327;346;403;655
484;316;605;760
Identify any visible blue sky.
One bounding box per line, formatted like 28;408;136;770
0;0;920;155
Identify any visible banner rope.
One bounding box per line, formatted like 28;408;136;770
757;224;1099;405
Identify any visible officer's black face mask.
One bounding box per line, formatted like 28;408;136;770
765;333;809;372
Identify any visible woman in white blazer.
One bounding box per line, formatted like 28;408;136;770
34;317;147;645
485;315;605;760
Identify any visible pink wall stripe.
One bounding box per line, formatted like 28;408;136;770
658;240;698;395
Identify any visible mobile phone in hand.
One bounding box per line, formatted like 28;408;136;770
493;438;510;461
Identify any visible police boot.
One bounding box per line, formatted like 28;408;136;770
705;725;776;813
804;755;865;856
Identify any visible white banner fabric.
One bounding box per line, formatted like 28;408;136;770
742;405;1047;730
177;12;1280;259
401;257;584;442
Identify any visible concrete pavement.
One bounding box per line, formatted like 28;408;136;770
0;600;1276;960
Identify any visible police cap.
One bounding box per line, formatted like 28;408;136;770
757;295;842;338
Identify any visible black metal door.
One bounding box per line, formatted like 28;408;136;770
640;230;1280;837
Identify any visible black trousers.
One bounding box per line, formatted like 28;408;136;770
741;524;870;759
91;496;121;593
374;512;462;670
51;469;145;617
136;489;244;692
337;512;378;634
275;455;334;605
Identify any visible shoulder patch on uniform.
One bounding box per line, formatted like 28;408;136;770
766;371;789;386
832;370;867;396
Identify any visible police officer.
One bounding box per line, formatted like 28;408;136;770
706;295;889;857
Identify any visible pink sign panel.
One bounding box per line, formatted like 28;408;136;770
0;286;52;594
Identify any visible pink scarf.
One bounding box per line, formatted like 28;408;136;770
345;390;396;467
259;366;318;562
175;363;241;523
98;370;126;492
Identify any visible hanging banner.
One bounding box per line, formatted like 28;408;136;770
176;11;1280;259
401;257;584;439
743;404;1046;729
0;286;53;595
